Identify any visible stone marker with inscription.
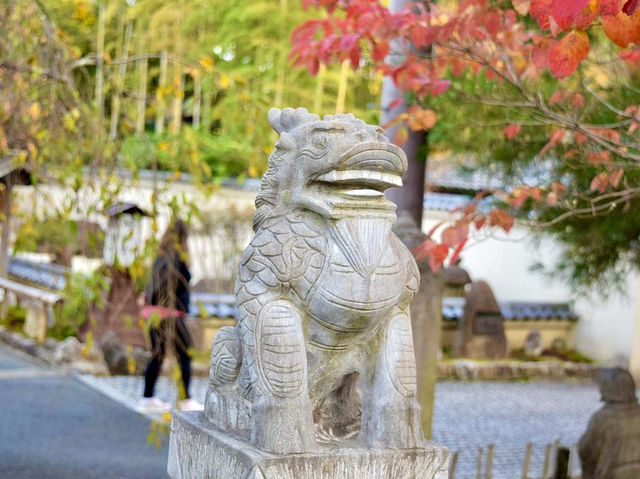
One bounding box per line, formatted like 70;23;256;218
168;108;449;478
453;280;507;359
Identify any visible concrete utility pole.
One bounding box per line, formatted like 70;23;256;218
381;0;428;227
381;0;441;439
381;76;427;226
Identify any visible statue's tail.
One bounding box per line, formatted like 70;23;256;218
208;326;242;387
204;326;243;428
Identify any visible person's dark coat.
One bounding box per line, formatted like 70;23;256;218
146;254;191;314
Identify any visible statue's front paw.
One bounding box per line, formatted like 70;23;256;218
251;396;317;454
360;399;426;449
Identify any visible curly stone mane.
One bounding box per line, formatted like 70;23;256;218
253;107;368;231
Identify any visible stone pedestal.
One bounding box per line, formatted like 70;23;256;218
168;411;449;479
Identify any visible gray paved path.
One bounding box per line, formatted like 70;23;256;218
5;340;632;479
0;343;169;479
95;374;621;479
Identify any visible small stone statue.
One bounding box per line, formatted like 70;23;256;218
578;367;640;479
204;107;425;454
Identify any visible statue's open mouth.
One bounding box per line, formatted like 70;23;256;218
312;142;405;199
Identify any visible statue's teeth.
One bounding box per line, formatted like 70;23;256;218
344;189;384;197
316;170;402;187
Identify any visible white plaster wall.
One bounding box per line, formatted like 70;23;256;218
11;177;640;364
423;214;639;364
13;180;256;286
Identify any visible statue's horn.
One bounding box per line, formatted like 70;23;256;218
268;108;283;134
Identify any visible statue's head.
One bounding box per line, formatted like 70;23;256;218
597;367;638;404
253;107;407;230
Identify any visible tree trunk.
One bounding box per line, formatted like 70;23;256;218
0;180;12;278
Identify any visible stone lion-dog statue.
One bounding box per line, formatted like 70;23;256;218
204;107;425;455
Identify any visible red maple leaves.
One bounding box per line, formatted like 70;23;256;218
290;0;640;270
293;0;640;89
548;30;589;77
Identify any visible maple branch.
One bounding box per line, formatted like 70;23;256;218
0;62;72;86
72;54;203;71
532;187;640;228
582;82;631;118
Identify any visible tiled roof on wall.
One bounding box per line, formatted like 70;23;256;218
8;258;68;291
441;297;578;322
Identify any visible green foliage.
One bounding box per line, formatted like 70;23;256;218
0;1;108;181
51;270;109;340
14;218;104;267
33;0;379;180
120;127;252;178
147;414;172;449
422;33;640;293
1;305;27;332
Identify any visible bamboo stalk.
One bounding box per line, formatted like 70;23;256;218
335;60;349;114
274;0;288;107
170;10;184;134
95;1;106;121
193;72;201;129
193;25;204;129
109;20;134;141
313;63;326;114
201;75;212;132
136;29;148;135
155;50;168;134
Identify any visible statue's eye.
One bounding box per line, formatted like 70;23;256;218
312;134;327;150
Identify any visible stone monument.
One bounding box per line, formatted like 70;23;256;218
578;367;640;479
524;330;543;357
168;108;449;478
453;280;507;359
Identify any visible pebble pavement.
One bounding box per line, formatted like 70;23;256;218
83;374;636;479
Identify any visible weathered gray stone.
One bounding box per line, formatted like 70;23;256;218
524;330;543;357
54;336;109;375
170;108;448;478
100;331;150;375
169;411;448;479
53;336;84;363
579;368;640;479
453;280;507;359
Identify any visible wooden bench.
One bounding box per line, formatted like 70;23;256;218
0;277;62;343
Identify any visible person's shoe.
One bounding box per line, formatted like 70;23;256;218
137;397;171;413
177;398;204;411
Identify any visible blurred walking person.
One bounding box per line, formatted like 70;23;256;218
138;219;202;412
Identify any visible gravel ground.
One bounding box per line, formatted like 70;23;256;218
89;373;635;479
